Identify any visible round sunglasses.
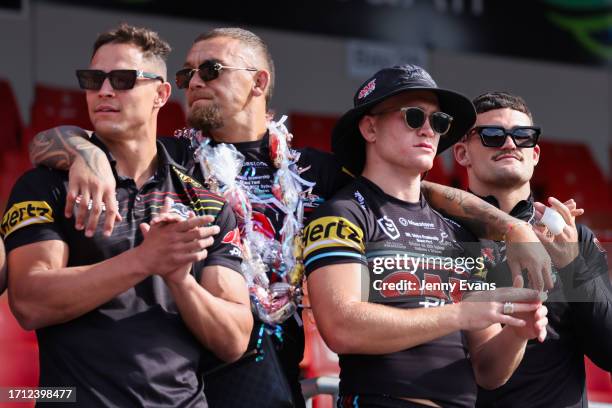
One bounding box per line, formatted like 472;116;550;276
175;60;258;89
370;106;454;135
76;69;164;91
471;126;541;148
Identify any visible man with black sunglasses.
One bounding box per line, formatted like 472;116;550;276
304;65;549;408
1;24;252;407
453;91;612;408
29;29;558;407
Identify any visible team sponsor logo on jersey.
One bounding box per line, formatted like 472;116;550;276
222;227;242;247
1;201;54;238
222;227;243;257
399;217;409;226
377;216;400;240
303;216;365;257
172;166;204;188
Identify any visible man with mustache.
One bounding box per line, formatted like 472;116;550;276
29;29;556;406
1;24;252;407
453;91;612;408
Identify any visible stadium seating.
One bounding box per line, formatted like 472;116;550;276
532;141;608;211
289;112;339;152
157;99;186;137
0;79;24;152
586;357;612;403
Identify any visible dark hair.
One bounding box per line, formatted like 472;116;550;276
194;27;275;108
93;23;171;65
472;91;533;122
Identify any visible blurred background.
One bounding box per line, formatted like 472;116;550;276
0;1;610;406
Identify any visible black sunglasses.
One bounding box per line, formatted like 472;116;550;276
76;69;164;91
175;60;258;89
471;126;541;148
370;106;454;136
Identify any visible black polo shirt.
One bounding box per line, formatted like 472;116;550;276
1;135;243;407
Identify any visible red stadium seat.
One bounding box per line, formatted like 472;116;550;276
157;99;186;137
532;141;608;211
586;357;612;403
0;149;32;213
289;112;339;153
25;84;92;150
301;308;340;408
0;79;24;152
300;281;340;408
424;156;451;186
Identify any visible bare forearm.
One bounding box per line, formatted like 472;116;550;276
166;275;252;362
314;301;462;355
469;326;527;389
421;181;517;240
29;126;100;172
9;247;148;329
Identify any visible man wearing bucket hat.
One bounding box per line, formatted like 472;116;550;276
304;65;548;408
453;91;612;408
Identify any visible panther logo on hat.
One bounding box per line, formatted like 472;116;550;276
358;79;376;100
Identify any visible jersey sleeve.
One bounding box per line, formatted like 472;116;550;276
303;197;368;275
1;168;67;253
200;202;243;275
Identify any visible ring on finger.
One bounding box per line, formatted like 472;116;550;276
503;301;515;315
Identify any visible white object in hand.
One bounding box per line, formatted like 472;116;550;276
541;207;565;235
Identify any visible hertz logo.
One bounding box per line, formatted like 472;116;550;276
172;167;203;188
1;201;54;238
303;216;365;257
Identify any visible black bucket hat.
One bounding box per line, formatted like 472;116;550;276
332;64;476;175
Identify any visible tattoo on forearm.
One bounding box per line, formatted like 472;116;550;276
423;182;511;240
29;128;104;177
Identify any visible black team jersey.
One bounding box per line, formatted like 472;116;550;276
161;133;351;407
1;135;243;408
303;176;489;408
475;194;612;408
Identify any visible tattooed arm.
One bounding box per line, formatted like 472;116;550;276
421;181;554;290
29;126;120;237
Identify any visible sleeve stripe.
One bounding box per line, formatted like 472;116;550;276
304;251;364;268
304;238;364;257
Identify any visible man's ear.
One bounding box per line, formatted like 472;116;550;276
154;82;172;108
453;139;471;168
358;115;377;143
252;70;270;98
532;144;541;166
